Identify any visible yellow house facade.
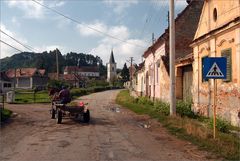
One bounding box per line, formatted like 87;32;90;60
191;0;240;125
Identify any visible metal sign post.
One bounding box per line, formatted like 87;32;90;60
203;57;226;139
213;79;217;139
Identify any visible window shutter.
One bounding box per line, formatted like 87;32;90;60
221;49;232;82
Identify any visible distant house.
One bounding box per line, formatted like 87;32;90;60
135;61;145;96
63;74;85;88
64;66;100;78
6;68;48;89
48;73;64;81
0;72;13;93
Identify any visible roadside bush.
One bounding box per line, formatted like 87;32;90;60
47;80;70;90
90;86;106;92
0;108;12;122
70;88;87;98
208;117;231;133
154;101;170;116
86;79;109;88
138;97;154;105
176;101;197;118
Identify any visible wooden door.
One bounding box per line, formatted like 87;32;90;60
182;65;193;102
146;71;149;96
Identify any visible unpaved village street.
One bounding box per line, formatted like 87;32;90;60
0;90;215;161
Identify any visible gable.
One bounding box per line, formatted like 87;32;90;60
194;0;240;40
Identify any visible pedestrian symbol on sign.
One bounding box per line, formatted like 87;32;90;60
206;62;224;78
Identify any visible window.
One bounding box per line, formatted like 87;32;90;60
112;67;114;71
4;83;11;88
221;48;232;82
202;56;209;82
213;8;217;21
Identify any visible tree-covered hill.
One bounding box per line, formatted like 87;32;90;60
0;49;106;76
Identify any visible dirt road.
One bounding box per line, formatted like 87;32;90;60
0;90;215;161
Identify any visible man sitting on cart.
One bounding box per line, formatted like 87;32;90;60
58;86;71;104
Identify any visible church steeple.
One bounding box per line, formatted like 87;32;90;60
107;49;117;83
109;49;115;64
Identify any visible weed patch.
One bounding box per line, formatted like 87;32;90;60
116;90;240;160
0;108;12;122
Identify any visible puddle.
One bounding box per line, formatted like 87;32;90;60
108;107;120;113
138;122;151;129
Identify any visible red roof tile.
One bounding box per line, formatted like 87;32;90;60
6;68;47;78
6;68;37;78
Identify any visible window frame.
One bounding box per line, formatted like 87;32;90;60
221;48;232;82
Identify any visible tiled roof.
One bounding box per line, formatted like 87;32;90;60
78;66;99;72
6;68;37;78
6;68;46;78
64;66;79;72
143;0;204;59
64;66;99;73
63;74;82;81
48;73;64;80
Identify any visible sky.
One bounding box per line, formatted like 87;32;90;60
0;0;188;68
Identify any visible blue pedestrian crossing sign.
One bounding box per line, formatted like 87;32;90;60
203;57;227;79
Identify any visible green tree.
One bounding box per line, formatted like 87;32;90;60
121;63;130;82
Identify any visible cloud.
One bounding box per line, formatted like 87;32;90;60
6;0;66;19
48;1;66;8
0;24;29;58
11;17;21;27
78;21;149;68
6;0;44;19
0;24;69;59
150;0;187;8
77;21;130;41
76;21;108;37
103;0;138;14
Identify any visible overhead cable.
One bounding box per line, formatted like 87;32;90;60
0;29;37;52
0;39;23;52
32;0;146;49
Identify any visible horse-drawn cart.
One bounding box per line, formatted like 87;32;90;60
50;102;90;124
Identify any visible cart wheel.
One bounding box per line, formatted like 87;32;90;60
51;109;56;119
83;110;90;123
56;110;62;124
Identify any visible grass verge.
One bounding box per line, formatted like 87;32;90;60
14;86;122;104
0;108;12;122
116;90;240;160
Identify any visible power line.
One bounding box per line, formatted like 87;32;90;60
0;39;23;53
0;29;37;52
32;0;146;49
138;3;154;39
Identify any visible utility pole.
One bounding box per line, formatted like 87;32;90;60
14;68;16;91
152;33;155;45
167;11;170;27
56;49;59;80
127;57;134;89
169;0;176;116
